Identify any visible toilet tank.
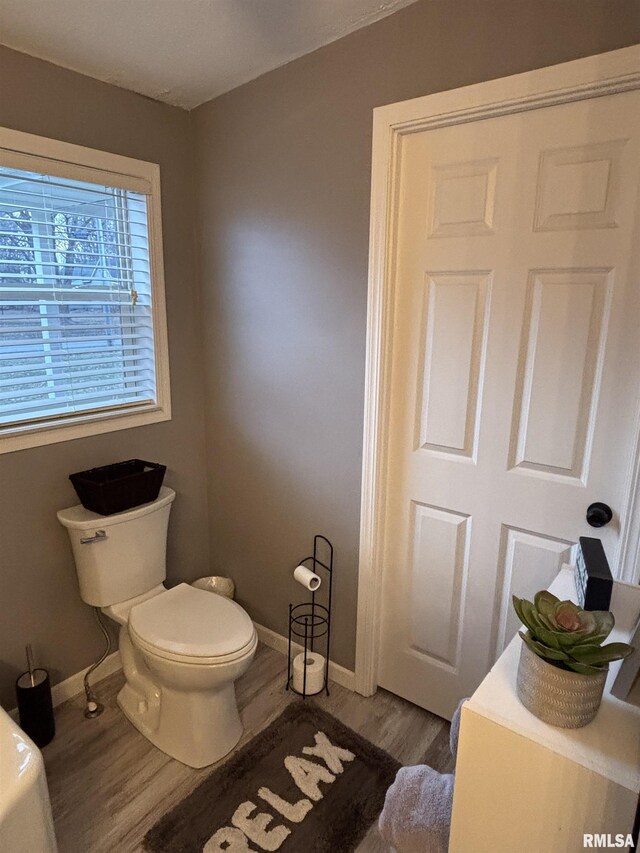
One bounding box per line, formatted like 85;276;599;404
57;487;176;607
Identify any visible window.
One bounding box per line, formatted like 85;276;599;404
0;128;170;453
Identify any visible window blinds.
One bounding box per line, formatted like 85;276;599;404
0;165;157;430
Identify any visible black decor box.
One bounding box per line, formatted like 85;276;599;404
70;459;166;516
575;536;613;611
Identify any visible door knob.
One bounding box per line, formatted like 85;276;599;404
586;502;613;528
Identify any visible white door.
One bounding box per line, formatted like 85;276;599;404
378;90;640;718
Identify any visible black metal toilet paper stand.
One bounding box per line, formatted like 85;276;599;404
286;534;333;699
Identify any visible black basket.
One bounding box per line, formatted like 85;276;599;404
69;459;166;516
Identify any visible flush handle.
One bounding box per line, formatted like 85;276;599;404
80;530;108;545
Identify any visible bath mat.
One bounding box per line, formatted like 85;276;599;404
144;701;400;853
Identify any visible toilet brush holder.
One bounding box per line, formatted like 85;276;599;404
16;667;55;748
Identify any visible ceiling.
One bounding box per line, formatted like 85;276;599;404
0;0;417;110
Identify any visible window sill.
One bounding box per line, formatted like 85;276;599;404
0;405;171;454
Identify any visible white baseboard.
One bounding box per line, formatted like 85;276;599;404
51;650;122;707
8;621;356;722
9;650;122;720
253;622;356;692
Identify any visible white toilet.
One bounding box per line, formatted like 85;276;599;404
57;487;257;768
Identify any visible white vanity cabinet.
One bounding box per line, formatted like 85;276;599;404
449;567;640;853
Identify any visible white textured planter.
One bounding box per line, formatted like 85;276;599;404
516;640;608;728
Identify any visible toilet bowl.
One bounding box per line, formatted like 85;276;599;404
109;583;257;768
57;488;257;768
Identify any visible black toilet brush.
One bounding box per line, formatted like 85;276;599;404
16;644;55;747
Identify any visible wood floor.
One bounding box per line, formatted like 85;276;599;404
42;643;453;852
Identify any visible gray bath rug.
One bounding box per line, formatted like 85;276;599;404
144;701;400;853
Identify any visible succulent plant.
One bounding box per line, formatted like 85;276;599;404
513;591;634;675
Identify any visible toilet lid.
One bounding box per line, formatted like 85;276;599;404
128;583;255;659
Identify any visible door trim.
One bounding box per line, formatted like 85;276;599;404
355;45;640;697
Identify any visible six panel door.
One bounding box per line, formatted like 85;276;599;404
377;90;640;718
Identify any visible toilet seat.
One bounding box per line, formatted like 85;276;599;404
128;583;256;664
130;630;257;666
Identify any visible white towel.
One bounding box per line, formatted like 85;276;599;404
449;697;467;760
378;765;455;853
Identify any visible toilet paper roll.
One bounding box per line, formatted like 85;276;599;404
292;651;325;696
293;565;322;592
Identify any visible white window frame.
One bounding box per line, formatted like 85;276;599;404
0;127;171;453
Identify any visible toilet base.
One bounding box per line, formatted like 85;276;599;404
117;680;243;768
115;625;253;768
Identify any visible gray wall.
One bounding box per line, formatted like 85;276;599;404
0;47;209;708
2;1;640;710
192;0;640;670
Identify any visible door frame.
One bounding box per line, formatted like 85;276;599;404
355;45;640;697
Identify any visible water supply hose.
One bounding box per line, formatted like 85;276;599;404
83;607;112;718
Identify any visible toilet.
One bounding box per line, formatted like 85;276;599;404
57;487;257;768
